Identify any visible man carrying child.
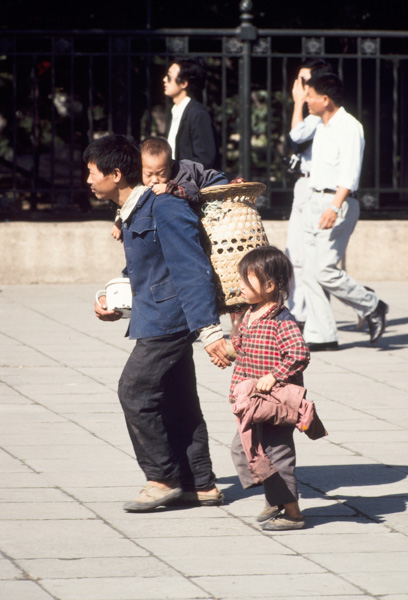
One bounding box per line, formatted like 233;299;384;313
87;134;231;511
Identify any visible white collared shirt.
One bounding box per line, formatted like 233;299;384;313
167;96;191;159
289;114;321;174
309;106;365;192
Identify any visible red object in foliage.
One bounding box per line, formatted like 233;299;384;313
37;61;52;76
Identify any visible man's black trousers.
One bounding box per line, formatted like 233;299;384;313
118;330;216;491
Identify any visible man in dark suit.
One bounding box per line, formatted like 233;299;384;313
164;59;218;169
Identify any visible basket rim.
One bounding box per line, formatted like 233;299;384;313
200;181;266;199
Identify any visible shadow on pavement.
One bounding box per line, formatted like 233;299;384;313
218;464;408;523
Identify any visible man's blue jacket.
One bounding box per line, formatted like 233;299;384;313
122;188;220;340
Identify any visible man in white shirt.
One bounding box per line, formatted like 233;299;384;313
302;73;388;350
286;59;333;327
164;59;217;169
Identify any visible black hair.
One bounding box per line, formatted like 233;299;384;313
173;57;206;98
238;246;293;305
140;137;172;162
83;134;141;186
299;58;333;79
307;73;344;107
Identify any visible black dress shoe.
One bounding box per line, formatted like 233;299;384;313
307;341;339;352
366;300;388;344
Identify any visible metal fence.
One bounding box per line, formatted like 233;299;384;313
1;3;407;219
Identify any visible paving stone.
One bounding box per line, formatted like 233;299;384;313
191;573;361;597
40;576;210;600
306;552;408;573
0;488;76;503
0;473;52;488
0;580;57;600
1;520;148;559
163;553;324;577
344;571;408;595
0;558;23;579
16;556;177;579
280;532;408;554
0;502;96;520
137;535;293;557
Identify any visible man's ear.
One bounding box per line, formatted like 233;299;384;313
322;95;330;107
112;168;122;183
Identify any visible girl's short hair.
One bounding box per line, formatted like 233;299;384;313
238;246;293;303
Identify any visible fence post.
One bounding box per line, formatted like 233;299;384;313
238;0;257;180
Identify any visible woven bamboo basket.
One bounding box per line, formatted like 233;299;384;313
199;182;269;314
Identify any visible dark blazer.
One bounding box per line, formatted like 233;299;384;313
168;99;218;169
122;188;219;340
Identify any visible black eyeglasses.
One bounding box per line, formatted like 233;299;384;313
165;73;183;83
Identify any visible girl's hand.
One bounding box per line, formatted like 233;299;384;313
256;373;276;392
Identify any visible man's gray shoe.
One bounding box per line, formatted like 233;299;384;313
124;484;183;512
366;299;388;344
256;503;283;523
261;513;306;531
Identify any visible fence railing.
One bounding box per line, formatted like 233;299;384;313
1;2;407;218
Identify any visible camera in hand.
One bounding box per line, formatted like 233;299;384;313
283;153;301;174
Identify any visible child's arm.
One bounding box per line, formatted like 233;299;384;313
270;320;310;383
151;181;191;201
256;320;308;392
151;183;168;196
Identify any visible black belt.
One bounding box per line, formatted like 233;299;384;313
313;188;357;199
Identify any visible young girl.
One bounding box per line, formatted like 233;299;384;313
229;245;310;531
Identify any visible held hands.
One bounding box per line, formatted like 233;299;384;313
94;296;123;321
206;338;232;369
151;183;167;195
256;373;276;393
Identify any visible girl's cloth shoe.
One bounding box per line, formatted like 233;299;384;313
123;483;182;512
256;503;283;523
261;513;306;531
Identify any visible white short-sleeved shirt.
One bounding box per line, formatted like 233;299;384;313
309;107;365;192
289;114;321;174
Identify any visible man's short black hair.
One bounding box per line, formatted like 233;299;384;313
173;58;206;98
83;134;141;186
299;58;333;79
307;73;344;107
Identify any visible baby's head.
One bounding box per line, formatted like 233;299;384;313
140;137;173;187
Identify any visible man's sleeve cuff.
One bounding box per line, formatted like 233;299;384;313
198;324;224;347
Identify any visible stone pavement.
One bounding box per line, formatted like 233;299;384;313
0;282;407;600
